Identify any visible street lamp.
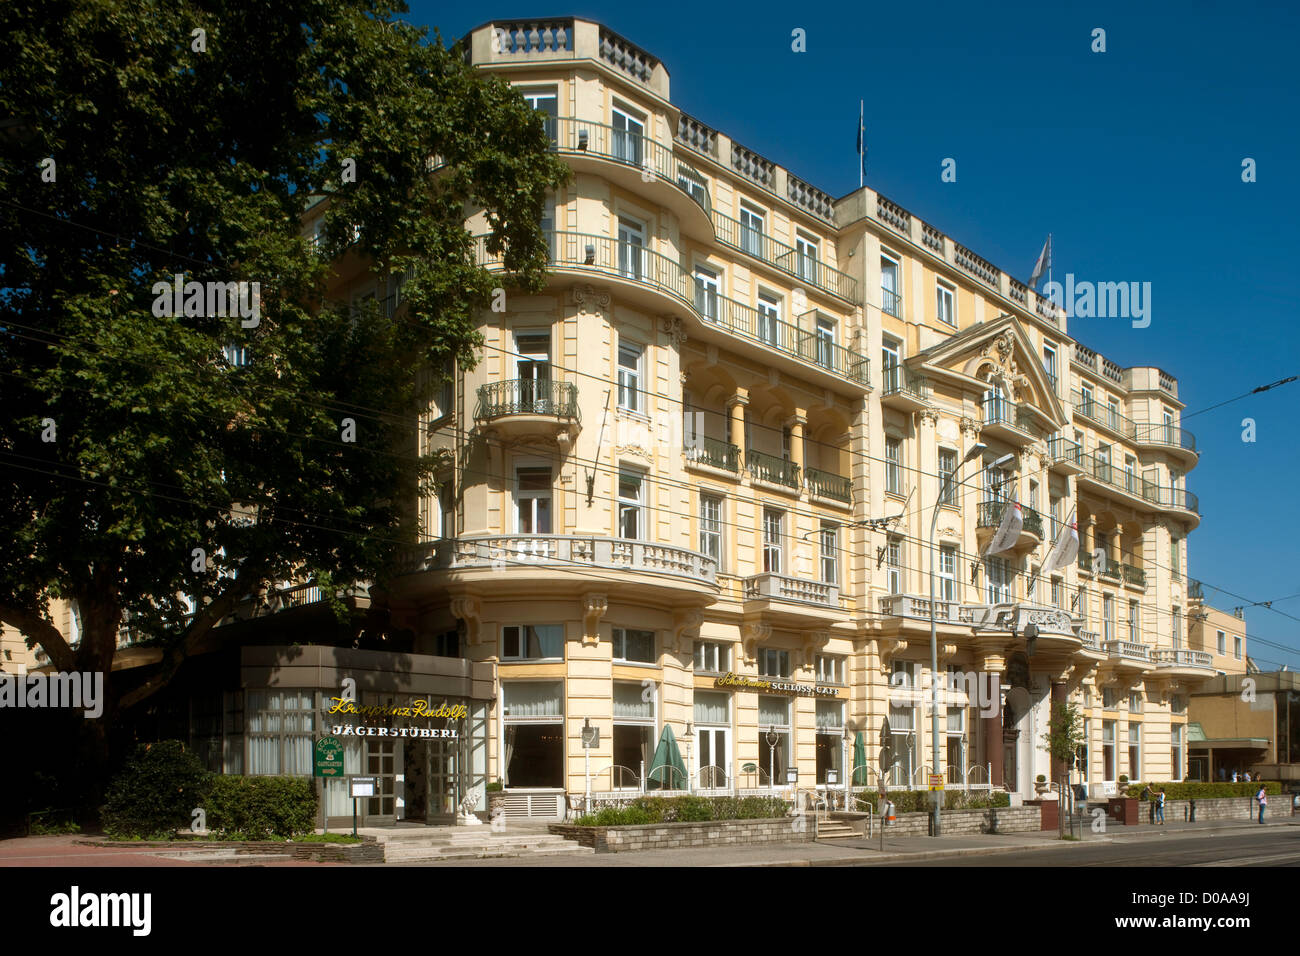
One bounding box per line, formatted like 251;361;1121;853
766;725;778;790
927;443;1014;836
685;722;694;793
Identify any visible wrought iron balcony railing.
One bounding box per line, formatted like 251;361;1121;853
684;436;740;473
747;449;801;489
475;378;578;420
1121;563;1146;587
1133;423;1197;455
711;208;858;302
976;500;1043;538
882;363;931;401
805;467;851;503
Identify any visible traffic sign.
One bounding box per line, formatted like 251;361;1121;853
928;773;944;791
314;736;345;777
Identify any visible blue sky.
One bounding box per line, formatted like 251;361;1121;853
412;0;1300;665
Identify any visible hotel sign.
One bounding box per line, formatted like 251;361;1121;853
325;696;467;739
713;672;840;698
314;736;345;777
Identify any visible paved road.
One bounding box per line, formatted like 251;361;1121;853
851;827;1300;867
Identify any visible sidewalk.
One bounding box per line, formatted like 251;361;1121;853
0;834;335;867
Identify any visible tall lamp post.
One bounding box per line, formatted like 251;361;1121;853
927;442;1014;836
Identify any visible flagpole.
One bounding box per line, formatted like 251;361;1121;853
858;99;864;189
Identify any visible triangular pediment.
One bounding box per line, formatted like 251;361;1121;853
911;315;1068;428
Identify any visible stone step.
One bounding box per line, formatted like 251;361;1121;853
378;835;579;849
815;823;860;839
384;844;594;862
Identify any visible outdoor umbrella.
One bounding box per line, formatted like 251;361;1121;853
852;731;868;786
646;725;687;791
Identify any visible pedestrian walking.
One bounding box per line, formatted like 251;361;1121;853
1156;788;1166;825
1141;784;1155;824
1256;785;1267;824
1232;769;1239;782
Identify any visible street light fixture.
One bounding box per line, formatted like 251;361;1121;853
927;443;1014;836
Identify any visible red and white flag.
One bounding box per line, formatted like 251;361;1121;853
1043;510;1080;574
985;492;1022;556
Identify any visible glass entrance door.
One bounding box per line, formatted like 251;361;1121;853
697;728;729;788
364;739;399;824
429;735;460;817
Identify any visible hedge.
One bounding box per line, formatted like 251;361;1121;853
101;741;211;840
855;790;1010;813
205;775;317;839
574;795;790;826
1125;781;1283;800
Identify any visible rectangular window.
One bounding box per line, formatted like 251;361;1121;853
936;279;956;326
880;255;901;316
795;232;819;284
699;494;722;565
1107;398;1121;433
611;104;645;166
1042;345;1058;394
986;556;1010;604
1127;722;1141;781
887;537;903;594
1103;594;1114;642
762;508;784;574
1171;724;1183;780
502;624;564;661
246;690;315;776
694;641;730;674
885;437;902;495
758;649;790;678
1172;606;1182;651
757;292;780;345
618;469;644;540
1129;600;1140;642
1234;636;1242;659
1051;577;1062;609
1102;720;1117;780
938;448;957;505
501;682;564;788
1080;384;1094;418
617;340;643;412
693;266;719;321
815;654;844;684
612;627;656;664
1102;688;1117;710
739;204;765;258
1170;535;1181;575
1129;692;1142;714
939;546;957;602
1217;630;1226;655
819;522;838;585
515;466;553;534
617;217;644;281
757;695;791;786
815;316;835;368
881;337;901;387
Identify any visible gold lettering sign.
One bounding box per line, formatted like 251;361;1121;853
326;697;467;720
712;672;839;698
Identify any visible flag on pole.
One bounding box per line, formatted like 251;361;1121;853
984;491;1023;556
1028;234;1051;289
1042;510;1080;574
856;100;867;183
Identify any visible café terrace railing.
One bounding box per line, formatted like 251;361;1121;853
473;231;870;387
711;207;858;302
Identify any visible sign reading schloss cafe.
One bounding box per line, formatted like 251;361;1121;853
325;696;467;739
713;672;840;698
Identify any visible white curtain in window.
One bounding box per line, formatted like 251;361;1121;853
693;692;729;725
503;681;563;719
815;700;843;731
758;695;790;728
613;682;654;719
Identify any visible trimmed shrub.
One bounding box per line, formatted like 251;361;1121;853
1125;781;1282;800
206;775;317;839
574;795;790;826
101;741;212;840
854;790;1010;813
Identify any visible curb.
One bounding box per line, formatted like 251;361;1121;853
728;838;1110;867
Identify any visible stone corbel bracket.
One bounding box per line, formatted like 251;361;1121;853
799;630;831;671
741;621;771;665
671;608;703;655
875;637;909;673
450;595;482;647
582;593;608;647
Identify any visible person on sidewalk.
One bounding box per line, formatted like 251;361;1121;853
1156;788;1166;825
1141;784;1155;824
1232;769;1239;782
1256;785;1267;824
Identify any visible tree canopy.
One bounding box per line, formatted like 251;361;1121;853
0;0;569;722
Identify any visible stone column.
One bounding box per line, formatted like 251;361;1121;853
981;651;1007;788
786;409;807;472
728;389;749;459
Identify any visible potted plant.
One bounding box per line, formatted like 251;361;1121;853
1035;774;1049;795
485;780;506;818
1118;774;1130;794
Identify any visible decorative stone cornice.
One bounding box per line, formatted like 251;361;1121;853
661;315;687;348
919;408;940;427
672;608;703;652
741;621;771;663
959;417;982;438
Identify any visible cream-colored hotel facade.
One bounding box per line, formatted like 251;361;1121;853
4;16;1246;823
325;16;1246;818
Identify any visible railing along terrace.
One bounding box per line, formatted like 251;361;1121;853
787;174;835;224
876;195;910;235
1104;640;1151;662
1048;435;1081;466
1073;343;1098;371
549;117;710;216
475;379;578;420
744;573;837;607
1121;564;1146;587
954;243;999;289
1076;451;1158;503
711;209;857;302
976;500;1043;538
675;112;718;158
1071;388;1138;438
882;364;930;400
881;286;902;317
598;27;657;83
1134;423;1197;454
747;449;801;489
408;534;718;584
805;467;851;503
684;435;740;472
488;20;575;55
1153;649;1212;668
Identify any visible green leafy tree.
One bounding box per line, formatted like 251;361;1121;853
0;0;569;785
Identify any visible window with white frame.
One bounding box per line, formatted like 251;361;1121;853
617;339;643;412
1042;344;1058;394
885;436;902;494
502;624;565;660
815;315;835;368
1103;593;1115;642
815;654;845;684
881;337;901;390
1027;565;1038;601
936;278;956;326
514;466;552;534
1234;635;1242;659
1172;606;1182;650
739;203;765;258
762;508;784;574
986;556;1011;603
1129;599;1140;641
819;522;838;585
1127;722;1141;780
618;468;645;539
1051;577;1062;609
758;649;790;678
1128;691;1142;713
757;291;780;345
502;681;564;788
246;690;315;775
1102;720;1117;779
612;682;655;788
891;660;918;690
1170;534;1181;575
699;493;722;565
611;103;645;166
758;695;790;785
795;232;819;284
694;265;719;320
1217;630;1226;655
939;546;957;602
815;698;844;784
1102;687;1117;709
938;448;957;504
617;216;644;280
612;627;655;664
887;536;903;594
880;254;901;316
694;641;730;674
1171;723;1183;780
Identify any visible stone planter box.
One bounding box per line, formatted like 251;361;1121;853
81;836;385;864
549;817;810;853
